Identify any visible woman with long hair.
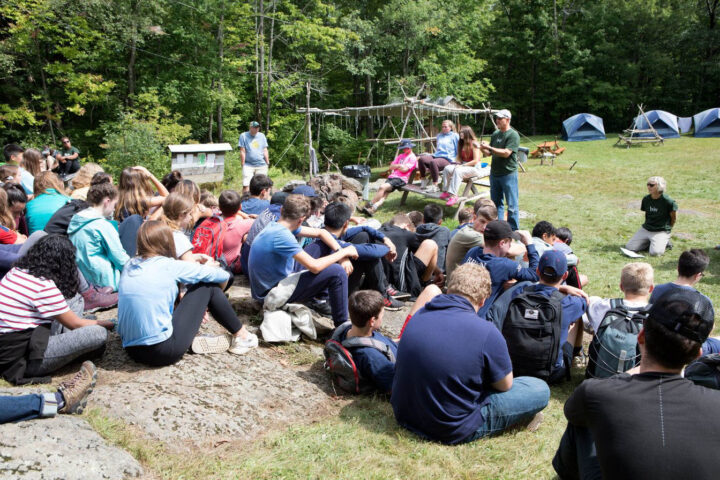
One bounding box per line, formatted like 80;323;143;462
161;192;198;261
69;163;105;201
3;183;28;235
0;234;113;384
416;119;460;192
118;221;257;366
68;182;129;291
440;126;485;206
114;166;168;222
21;148;43;178
175;179;212;227
25;172;70;234
0;188;26;244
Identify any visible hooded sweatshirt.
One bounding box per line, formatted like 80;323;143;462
68;207;129;291
415;223;451;272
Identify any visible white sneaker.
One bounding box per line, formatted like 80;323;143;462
425;184;440;193
191;334;231;354
420;178;428;189
228;332;259;355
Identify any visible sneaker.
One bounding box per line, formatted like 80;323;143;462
425;185;440;193
445;196;459;206
525;412;544;433
386;285;411;301
383;294;404;311
228;332;259;355
360;203;376;216
82;287;118;313
305;298;333;317
439;191;451;200
58;361;97;414
94;286;114;295
420;178;429;189
191;334;231;354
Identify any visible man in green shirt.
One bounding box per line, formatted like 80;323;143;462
625;176;677;256
54;136;81;179
481;109;521;230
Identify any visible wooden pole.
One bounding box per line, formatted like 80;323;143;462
305;81;311;180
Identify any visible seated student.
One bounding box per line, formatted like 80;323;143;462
445;199;497;277
69;163;105;201
248;194;358;327
463;220;538;319
361;139;418;216
199;189;219;213
553;226;588;288
379;213;442;298
0;188;26;244
415;204;451;273
0;360;97;423
506;250;588;384
161;193;212;263
586;262;654;334
391;263;550;444
4;183;29;235
68;182;129;292
553;289;720;480
0;235;113;385
211;190;254;272
449;207;474;239
335;290;398;394
2;144;34;196
407;210;423;230
625;176;677;256
304;202;401;309
241;174;273;215
53;136;81;178
115;166;169;223
531;220;557;258
268;191;287;221
25;172;70;234
118;221;258;366
161;170;183;193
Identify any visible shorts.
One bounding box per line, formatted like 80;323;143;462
412;255;428;279
385;177;407;192
242;164;269;187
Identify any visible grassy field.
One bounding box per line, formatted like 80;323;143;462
16;135;719;479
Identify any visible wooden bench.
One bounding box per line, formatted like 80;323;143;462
398;175;491;220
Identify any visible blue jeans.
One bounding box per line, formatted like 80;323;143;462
552;424;603;480
287;264;348;326
490;172;519;230
0;393;55;423
463;376;550;441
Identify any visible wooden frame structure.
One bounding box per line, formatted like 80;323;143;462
615;104;664;147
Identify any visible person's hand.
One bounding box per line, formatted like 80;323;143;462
96;320;115;331
340;258;354;275
248;213;258;219
559;284;589;301
384;238;397;262
516;230;532;245
432;270;445;288
502;279;517;290
132;166;151;176
343;245;358;259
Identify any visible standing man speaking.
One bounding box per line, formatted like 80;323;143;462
238;121;269;193
481;110;521;230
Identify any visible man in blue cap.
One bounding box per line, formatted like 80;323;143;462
361;139;418;216
238;121;269;193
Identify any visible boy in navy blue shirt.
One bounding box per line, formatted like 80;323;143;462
241;174;273;215
337;290;398;394
463;220;539;318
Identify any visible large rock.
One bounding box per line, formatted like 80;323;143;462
0;415;142;479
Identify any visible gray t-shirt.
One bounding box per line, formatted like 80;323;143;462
445;226;484;276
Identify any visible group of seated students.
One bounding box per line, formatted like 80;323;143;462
1;141;719;477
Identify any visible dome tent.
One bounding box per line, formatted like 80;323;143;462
561;113;606;141
633;110;680;139
693;108;720;138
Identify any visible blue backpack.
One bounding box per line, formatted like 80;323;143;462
684;354;720;390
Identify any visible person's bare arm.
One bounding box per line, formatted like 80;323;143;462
134;166;169;197
239;147;246;166
293;247;357;274
669;211;676;228
559;284;589;301
480;141;512;159
263;147;269;165
56;310;114;330
491;372;513;392
464;146;483;166
299;227;343;252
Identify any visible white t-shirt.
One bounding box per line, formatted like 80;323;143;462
586;297;648;333
173;230;193;259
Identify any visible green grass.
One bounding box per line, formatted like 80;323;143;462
91;135;720;479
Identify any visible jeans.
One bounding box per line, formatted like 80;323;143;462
490;172;519;230
287;264;348;326
463;376;550;441
0;393;57;424
552;424;603;480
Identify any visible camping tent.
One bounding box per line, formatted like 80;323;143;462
633;110;680;138
561;113;606;141
693;108;720;138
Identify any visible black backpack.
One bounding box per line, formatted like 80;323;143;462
586;299;646;379
502;285;564;381
684;354;720;390
44;199;89;235
323;322;396;394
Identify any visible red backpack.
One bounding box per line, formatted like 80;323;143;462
191;215;228;260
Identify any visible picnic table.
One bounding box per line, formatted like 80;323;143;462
530;140;566;166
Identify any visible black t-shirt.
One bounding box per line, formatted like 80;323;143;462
378;224;421;287
565;373;720;480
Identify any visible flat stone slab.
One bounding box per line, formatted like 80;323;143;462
0;414;142;479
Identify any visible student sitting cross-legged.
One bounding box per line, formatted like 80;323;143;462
391;263;550;444
248;194;358;327
118;221;258;366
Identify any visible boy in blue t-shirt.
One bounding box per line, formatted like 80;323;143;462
241;174;273;215
337;290;398;394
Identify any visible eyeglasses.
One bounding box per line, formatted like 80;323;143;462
646;183;656;187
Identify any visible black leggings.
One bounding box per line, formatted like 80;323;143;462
126;283;242;367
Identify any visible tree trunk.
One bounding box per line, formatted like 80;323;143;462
265;0;276;131
128;35;136;107
257;0;265;122
254;1;260;119
217;9;224;142
365;74;374;138
530;59;536;135
39;65;56;144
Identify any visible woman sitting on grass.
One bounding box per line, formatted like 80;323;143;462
0;234;113;384
25;172;70;234
68;182;129;291
118;221;257;366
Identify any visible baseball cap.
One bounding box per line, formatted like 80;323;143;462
271;191;289;205
482;220;520;242
538;250;568;279
250;121;261;128
495;109;512;119
291;185;317;197
648;289;715;343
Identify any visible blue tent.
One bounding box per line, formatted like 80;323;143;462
561;113;606;141
693;108;720;138
633;110;680;138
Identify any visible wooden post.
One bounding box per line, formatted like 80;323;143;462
305;81;312;180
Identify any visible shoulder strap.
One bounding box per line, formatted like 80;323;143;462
341;336;396;363
331;321;352;342
609;298;624;309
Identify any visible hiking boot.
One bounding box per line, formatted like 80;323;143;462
360;203;376;216
82;287;118;313
58;361;97;414
386;285;410;301
305;298;333;317
228;332;259;355
383;294;404;311
525;412;544;432
191;334;231;354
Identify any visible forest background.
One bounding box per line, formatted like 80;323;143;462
1;0;719;177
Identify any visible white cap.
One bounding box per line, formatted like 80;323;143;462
495;109;512;119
